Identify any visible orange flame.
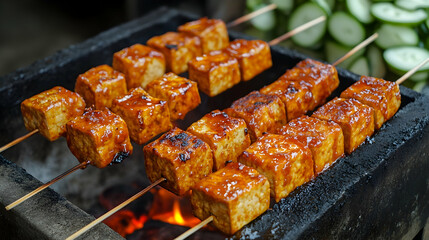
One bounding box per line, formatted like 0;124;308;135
149;188;200;227
103;210;148;237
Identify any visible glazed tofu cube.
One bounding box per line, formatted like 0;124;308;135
147;32;202;74
143;128;213;196
340;76;401;129
178;17;229;53
21;86;85;141
75;65;127;109
223;39;272;81
260;77;315;121
111;88;172;145
191;162;269;235
288;59;340;106
188;51;240;97
238;134;314;202
312;97;374;154
145;72;201;121
187;110;251;171
224;91;286;142
113;44;165;89
66;109;133;168
276;116;344;174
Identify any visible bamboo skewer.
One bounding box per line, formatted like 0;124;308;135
396;58;429;85
268;16;326;46
332;33;379;66
227;3;277;28
0;129;39;153
174;216;214;240
66;178;166;240
5;161;90;211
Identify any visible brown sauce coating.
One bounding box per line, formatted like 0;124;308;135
193;162;267;201
147;32;200;50
114;44;164;61
224;39;267;58
191;51;238;72
178;17;224;35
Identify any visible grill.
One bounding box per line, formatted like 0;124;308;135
0;7;429;240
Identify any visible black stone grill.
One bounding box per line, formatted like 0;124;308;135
0;7;428;240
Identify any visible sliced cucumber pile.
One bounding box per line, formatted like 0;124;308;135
346;0;374;24
384;46;429;74
371;3;427;26
245;0;429;91
288;2;327;48
250;4;276;31
328;12;365;47
375;24;419;49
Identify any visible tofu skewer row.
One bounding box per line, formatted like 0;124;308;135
0;5;278;153
63;17;333;240
173;58;429;240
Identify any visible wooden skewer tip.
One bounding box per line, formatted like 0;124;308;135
5;160;90;211
396;57;429;85
227;3;277;28
174;216;214;240
332;32;379;66
66;178;166;240
0;129;39;153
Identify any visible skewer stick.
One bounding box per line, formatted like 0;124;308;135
227;3;277;28
396;58;429;85
332;33;379;66
66;177;166;240
174;216;214;240
5;160;90;211
0;129;39;153
268;16;327;46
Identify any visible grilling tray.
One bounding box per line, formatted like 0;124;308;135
1;7;429;240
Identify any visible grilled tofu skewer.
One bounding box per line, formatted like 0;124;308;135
5;108;133;211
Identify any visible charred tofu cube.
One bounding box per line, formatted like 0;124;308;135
178;17;229;53
75;65;127;109
312;97;374;154
143;128;213;196
238;134;314;202
191;162;269;235
112;44;165;89
111;88;172;145
224;91;286;142
340;76;401;129
276;116;344;174
187;110;251;171
290;59;339;106
260;77;315;121
223;39;272;81
21;86;85;141
188;51;240;97
66;109;133;168
147;32;202;74
145;72;201;121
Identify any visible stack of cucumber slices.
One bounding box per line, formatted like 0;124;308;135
246;0;429;90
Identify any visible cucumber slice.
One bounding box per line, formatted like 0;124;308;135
384;46;429;74
270;0;294;14
349;57;370;76
346;0;374;24
328;12;365;47
288;3;327;48
325;0;336;10
313;0;332;15
409;71;429;82
371;3;428;27
367;45;386;78
375;24;419;49
250;4;276;31
413;81;427;92
325;40;365;68
246;0;263;9
426;18;429;29
395;0;429;11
